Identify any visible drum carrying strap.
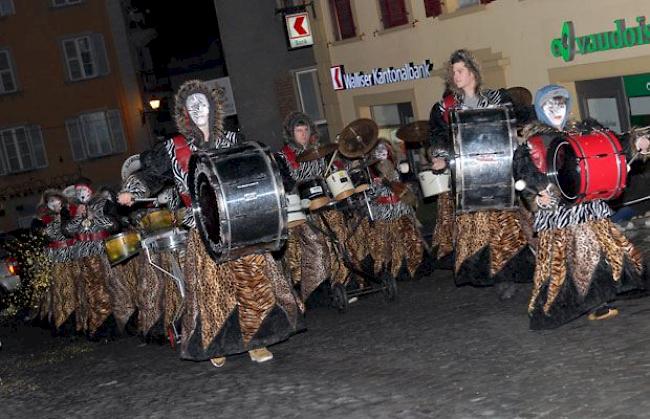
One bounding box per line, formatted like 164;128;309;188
527;136;548;174
281;145;300;170
172;135;193;207
442;94;458;124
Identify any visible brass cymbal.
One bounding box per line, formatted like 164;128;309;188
396;121;429;143
338;119;379;158
295;143;339;163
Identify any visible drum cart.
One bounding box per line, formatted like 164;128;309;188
308;192;397;313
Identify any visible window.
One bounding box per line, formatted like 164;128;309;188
329;0;356;40
52;0;82;7
61;34;109;81
0;126;48;175
0;49;18;94
423;0;442;18
0;0;15;17
378;0;408;29
66;110;126;161
295;68;329;141
459;0;494;7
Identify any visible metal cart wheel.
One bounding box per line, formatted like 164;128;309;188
332;283;349;313
381;271;397;303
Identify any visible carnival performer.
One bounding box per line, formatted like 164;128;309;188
62;180;120;337
428;49;535;297
360;140;426;281
118;80;303;367
275;111;359;303
35;189;78;332
513;84;649;329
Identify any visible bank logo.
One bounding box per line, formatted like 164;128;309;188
551;16;650;62
330;65;345;90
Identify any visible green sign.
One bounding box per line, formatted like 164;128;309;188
551;16;650;62
623;73;650;97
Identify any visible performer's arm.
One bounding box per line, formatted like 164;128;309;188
118;141;174;206
428;102;452;173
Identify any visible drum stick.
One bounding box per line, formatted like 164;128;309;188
514;180;539;196
620;194;650;207
324;149;339;178
133;198;158;203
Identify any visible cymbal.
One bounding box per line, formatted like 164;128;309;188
390;181;418;207
396;121;429;143
338;119;379;158
295;143;339;162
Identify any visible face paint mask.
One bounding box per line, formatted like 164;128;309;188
47;197;62;213
75;186;92;204
374;144;389;161
542;98;567;129
185;93;210;129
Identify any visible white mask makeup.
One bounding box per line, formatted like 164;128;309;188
185;93;210;129
374;144;389;161
542;97;567;129
75;186;92;204
47;197;62;213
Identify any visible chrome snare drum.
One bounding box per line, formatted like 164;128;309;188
189;141;287;263
141;229;188;254
451;107;517;213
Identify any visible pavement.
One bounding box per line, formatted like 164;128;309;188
2;228;650;418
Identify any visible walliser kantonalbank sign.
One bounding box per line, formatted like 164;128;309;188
551;16;650;62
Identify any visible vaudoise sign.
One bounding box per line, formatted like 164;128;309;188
330;60;433;91
551;16;650;62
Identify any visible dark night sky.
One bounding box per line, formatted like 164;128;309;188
132;0;222;67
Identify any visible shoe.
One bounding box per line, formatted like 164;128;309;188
249;347;273;363
209;357;226;368
588;306;619;321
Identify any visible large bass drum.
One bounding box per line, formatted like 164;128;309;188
450;107;517;213
189;141;288;263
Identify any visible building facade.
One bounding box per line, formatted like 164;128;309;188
0;0;148;232
312;0;650;139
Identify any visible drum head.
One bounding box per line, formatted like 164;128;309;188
548;139;580;201
196;171;222;247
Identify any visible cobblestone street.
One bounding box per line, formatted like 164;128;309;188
3;228;650;419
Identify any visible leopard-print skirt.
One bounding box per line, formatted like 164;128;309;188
180;229;303;361
108;257;139;333
75;254;113;336
49;261;78;329
431;192;455;260
284;221;331;302
528;219;645;330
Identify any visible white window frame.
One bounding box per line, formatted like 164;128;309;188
0;125;48;175
0;48;18;94
62;35;97;81
294;68;327;125
66;109;127;161
51;0;82;8
0;0;15;17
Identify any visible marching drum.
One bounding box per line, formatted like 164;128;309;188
451;107;517;213
418;170;450;197
189;141;287;263
140;209;175;234
298;178;331;211
349;167;371;193
141;228;189;254
287;194;307;228
104;231;141;265
326;170;355;201
547;130;627;203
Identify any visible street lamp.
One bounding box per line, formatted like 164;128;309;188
149;98;161;110
141;96;161;124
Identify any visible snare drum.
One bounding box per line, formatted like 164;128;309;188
104;231;141;265
287;194;307;228
547;130;627;203
140;209;174;234
298;178;331;211
349;168;371;193
418;170;450;197
326;170;355;201
141;229;189;254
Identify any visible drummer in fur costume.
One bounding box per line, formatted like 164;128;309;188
275;111;356;302
428;49;535;296
118;80;303;367
62;180;120;337
513;85;649;329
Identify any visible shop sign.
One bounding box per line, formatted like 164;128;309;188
551;16;650;62
623;73;650;97
285;12;313;49
330;60;433;91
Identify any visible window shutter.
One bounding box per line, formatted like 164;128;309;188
65;118;87;161
27;125;48;169
380;0;408;29
424;0;442;17
90;33;110;76
330;0;356;40
107;109;126;154
0;0;15;17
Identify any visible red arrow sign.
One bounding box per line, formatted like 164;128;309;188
293;16;307;36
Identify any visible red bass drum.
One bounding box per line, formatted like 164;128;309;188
546;130;627;203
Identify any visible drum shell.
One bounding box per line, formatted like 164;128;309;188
547;131;627;203
349;168;371;193
287;194;306;228
298;178;330;210
140;209;174;234
104;231;141;265
189;142;288;263
142;229;188;253
451;107;517;213
418;170;450;197
326;170;355;201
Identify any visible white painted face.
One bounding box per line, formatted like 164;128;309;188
185;93;210;129
542;97;567;129
47;197;62;213
293;124;311;147
452;61;477;93
75;185;92;204
374;143;389;161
